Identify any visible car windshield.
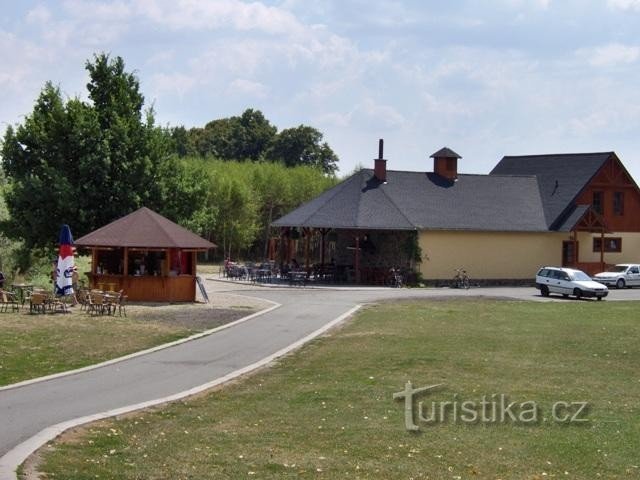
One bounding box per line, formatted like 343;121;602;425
570;271;592;281
608;265;628;272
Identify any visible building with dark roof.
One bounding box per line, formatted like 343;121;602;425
272;141;640;282
76;207;216;301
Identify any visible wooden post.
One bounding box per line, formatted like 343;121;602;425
123;248;129;277
278;228;284;270
600;228;605;271
320;229;326;266
355;236;361;284
304;229;310;270
91;248;97;289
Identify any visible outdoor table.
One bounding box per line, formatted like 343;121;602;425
103;293;121;315
289;270;307;287
256;269;271;283
11;283;34;305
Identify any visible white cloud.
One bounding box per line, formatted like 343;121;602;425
315;111;353;128
311;99;405;131
0;31;47;90
26;5;52;25
227;78;268;98
357;98;406;129
63;0;133;22
135;0;304;35
150;72;198;97
607;0;640;10
502;0;552;9
578;43;640;67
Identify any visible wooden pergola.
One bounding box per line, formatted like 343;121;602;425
75;207;216;302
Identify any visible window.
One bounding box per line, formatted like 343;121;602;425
592;191;604;215
613;192;624;216
538;268;551;277
593;237;622;253
629;266;639;275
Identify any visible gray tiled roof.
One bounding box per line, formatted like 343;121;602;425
273;169;549;231
490;152;613;229
553;205;590;232
274;152;620;232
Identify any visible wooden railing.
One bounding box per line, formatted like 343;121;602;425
569;262;609;276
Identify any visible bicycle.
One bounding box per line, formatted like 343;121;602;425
387;267;404;288
452;268;470;289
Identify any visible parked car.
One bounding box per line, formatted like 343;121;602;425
592;264;640;289
535;266;608;300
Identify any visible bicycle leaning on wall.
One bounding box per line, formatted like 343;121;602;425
452;268;470;289
387;267;404;288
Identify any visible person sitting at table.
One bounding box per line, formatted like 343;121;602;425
291;258;300;270
0;270;4;289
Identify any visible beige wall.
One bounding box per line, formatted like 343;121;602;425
418;230;566;279
575;232;640;264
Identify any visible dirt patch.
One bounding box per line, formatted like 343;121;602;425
126;303;256;330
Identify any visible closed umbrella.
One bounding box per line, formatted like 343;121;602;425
55;224;75;296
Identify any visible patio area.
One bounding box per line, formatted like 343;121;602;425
226;228;421;287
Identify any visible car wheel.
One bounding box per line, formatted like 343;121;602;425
574;288;583;300
597;297;603;301
562;294;569;298
541;285;549;297
616;278;625;289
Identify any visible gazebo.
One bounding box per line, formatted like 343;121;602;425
75;207;216;302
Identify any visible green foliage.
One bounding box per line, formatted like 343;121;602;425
1;54;203;251
186;158;337;259
0;169;23;277
403;231;423;265
189;109;277;161
0;53;336;265
266;125;338;174
179;110;339;174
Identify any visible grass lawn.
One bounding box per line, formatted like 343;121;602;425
34;299;640;479
0;303;254;387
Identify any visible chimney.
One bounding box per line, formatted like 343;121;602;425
430;147;461;180
374;138;387;183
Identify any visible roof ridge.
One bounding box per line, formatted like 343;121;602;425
502;152;614;159
146;208;179;245
478;173;538;180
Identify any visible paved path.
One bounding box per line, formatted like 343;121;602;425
1;281;638;477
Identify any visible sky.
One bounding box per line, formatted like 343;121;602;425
1;0;640;180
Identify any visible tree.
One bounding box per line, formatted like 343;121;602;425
188;109;277;161
1;54;203;250
1;83;95;249
266;125;338;174
169;126;191;157
185;158;337;260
